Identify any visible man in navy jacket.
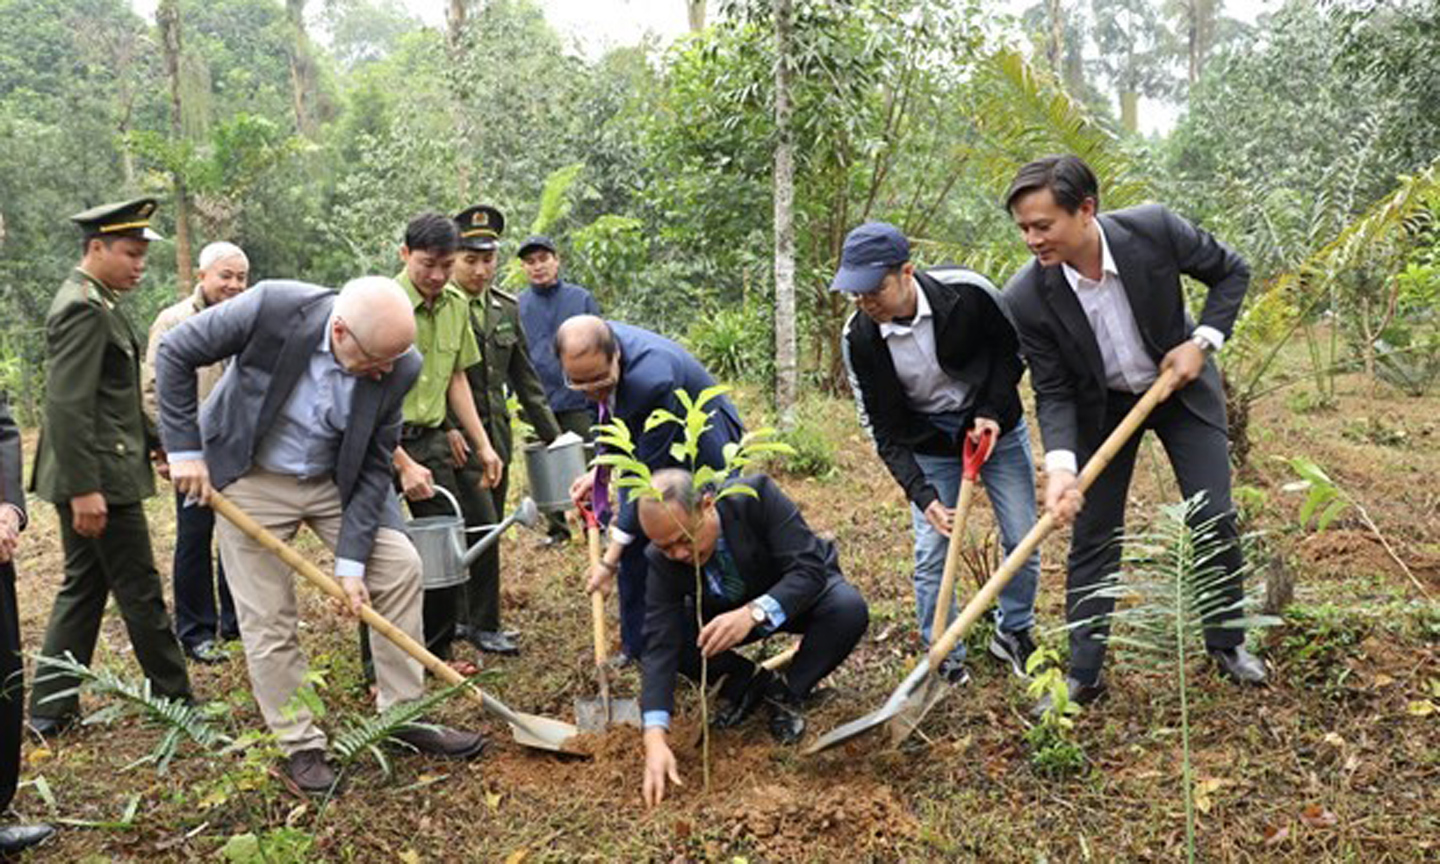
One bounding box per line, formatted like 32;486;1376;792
560;316;744;664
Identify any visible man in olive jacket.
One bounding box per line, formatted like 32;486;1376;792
29;198;192;734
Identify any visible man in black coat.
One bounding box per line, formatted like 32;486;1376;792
1003;155;1266;713
1;394;56;853
636;470;867;807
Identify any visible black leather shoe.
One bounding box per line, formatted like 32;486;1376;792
393;724;487;759
1209;645;1267;685
27;714;77;738
283;748;341;795
1030;675;1108;718
185;639;227;665
471;630;520;656
713;669;772;729
0;823;56;854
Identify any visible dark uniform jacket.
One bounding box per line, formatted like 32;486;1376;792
841;267;1024;513
639;474;841;716
31;269;157;505
457;286;561;463
517;278;601;415
1004;204;1248;457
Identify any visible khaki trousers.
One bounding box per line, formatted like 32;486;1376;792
215;469;424;754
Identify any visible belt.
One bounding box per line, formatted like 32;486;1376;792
400;424;442;441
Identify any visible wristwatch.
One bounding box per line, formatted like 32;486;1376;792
748;602;768;625
1190;333;1216;355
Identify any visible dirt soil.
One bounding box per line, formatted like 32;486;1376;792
6;370;1439;862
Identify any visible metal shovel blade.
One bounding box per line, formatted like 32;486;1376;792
478;691;588;757
885;666;951;746
574;695;642;732
801;659;933;756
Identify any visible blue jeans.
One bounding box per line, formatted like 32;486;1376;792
910;417;1040;663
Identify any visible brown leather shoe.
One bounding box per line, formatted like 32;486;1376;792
283;748;340;795
393;724;487;759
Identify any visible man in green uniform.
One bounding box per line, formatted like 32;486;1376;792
449;205;561;656
28;198;193;735
389;212;501;667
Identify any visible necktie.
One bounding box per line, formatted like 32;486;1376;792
593;401;612;526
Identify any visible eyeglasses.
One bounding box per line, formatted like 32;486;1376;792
563;360;619;393
337;317;405;369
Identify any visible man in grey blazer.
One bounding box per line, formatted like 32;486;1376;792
1003;155;1266;714
156;276;485;795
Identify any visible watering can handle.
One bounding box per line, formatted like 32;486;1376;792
406;484;463;520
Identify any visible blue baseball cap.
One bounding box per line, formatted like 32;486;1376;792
830;221;909;294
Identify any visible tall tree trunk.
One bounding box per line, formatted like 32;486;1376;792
773;0;797;424
287;0;314;137
448;0;473;201
1044;0;1064;75
687;0;706;32
1119;90;1139;133
157;0;193;296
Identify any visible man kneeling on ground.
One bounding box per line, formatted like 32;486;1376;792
634;470;868;807
156;276;485;795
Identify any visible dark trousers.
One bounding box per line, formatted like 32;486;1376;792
544;409;594;540
362;426;492;666
172;491;238;648
1;563;21;812
673;580;869;700
458;460;505;633
30;502;192;719
1066;391;1246;681
617;540;649;659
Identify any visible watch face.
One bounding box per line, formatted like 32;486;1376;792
750;604;766;622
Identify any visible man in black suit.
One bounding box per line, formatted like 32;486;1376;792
1;394;56;853
636;470;867;807
1003;155;1266;713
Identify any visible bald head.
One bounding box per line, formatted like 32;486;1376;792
336;276;416;358
637;469;719;565
555;315;616;361
555;315;620;401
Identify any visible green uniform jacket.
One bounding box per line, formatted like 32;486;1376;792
31;268;157;505
457;286;561;464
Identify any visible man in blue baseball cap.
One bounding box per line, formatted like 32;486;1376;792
835;221;1043;685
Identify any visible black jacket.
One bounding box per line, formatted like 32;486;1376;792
640;474;841;716
842;267;1025;512
1004;204;1248;457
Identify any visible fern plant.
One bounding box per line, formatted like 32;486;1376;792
1070;495;1279;863
330;675;487;779
32;652;231;773
593;385;792;792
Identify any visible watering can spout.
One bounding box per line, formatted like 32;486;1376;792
459;498;541;568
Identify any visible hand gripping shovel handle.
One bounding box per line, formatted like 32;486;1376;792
925;369;1177;668
929;426;996;639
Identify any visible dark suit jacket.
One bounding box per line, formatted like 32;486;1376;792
0;394;24;530
155;281;421;566
609;321;745;537
1004;204;1248;456
842;267;1025;511
640;474;841;715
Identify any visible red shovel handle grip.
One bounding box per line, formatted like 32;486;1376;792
579;502;600;531
962;426;997;482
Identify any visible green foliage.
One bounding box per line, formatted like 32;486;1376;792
684;294;773;386
1024;646;1086;778
769;402;837;480
220;827;314;864
1282;457;1351;532
31;652;231;773
331;676;483;778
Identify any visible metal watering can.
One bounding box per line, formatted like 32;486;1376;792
523;431;590;513
407;486;541;589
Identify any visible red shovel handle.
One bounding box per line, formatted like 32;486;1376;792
961;426;997;482
579;501;600;531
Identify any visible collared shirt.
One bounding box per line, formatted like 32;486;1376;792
878;284;972;414
399;274;481;429
642;513;786;731
252;316;356;481
1044;223;1226;476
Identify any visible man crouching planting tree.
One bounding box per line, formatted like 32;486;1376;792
634;469;869;807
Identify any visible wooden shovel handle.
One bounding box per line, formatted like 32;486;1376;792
930;477;978;639
926;369;1176;666
587;524;609;666
209;491;487;709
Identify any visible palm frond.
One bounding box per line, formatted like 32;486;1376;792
330;676;487;778
31;652;231;773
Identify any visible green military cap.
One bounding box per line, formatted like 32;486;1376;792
70;197;164;241
454;205;505;252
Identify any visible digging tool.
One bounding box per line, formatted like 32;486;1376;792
929;427;997;651
209;491;586;757
575;509;642;731
803;369;1178;756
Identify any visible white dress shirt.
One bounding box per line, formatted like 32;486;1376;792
879;284;972;415
1045;224;1225;476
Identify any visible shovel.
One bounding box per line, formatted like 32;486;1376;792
575;510;642;731
209;491;587;757
804;369;1176;756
